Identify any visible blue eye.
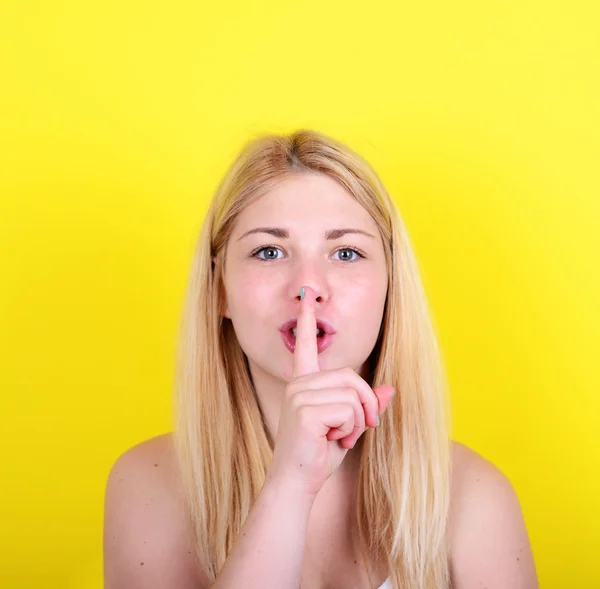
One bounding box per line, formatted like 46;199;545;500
250;246;365;263
333;248;364;263
252;246;284;261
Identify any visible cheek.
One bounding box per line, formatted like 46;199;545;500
338;271;384;308
229;272;273;315
338;272;387;338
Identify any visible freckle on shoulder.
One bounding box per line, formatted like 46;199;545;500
449;439;515;517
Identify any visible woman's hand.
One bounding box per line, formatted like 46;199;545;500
266;286;395;498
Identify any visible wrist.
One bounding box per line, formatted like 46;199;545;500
262;473;319;510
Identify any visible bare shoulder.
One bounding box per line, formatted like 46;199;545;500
103;432;209;589
448;440;539;589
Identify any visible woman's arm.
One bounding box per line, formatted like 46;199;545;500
211;474;316;589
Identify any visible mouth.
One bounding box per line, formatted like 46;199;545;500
278;319;336;355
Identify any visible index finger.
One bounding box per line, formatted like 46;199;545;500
292;286;320;379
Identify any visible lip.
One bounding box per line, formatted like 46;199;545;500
278;318;336;335
279;329;335;355
278;317;336;355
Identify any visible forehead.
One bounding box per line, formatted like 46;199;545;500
235;173;376;230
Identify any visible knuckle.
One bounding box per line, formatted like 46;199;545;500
289;391;304;410
343;406;355;430
296;405;312;426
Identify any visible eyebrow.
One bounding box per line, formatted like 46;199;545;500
236;227;376;242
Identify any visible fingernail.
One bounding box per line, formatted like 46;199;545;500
375;414;380;427
300;287;305;300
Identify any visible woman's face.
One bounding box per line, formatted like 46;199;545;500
221;172;388;384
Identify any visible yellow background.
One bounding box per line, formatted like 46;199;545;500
1;1;598;587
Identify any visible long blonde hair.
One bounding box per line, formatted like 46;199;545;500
172;129;452;589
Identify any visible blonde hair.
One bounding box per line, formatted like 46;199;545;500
172;129;452;589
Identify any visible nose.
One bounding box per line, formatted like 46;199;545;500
294;284;327;304
287;261;330;304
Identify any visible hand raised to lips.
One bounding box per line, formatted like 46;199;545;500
266;285;395;497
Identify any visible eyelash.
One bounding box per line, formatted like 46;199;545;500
249;245;366;263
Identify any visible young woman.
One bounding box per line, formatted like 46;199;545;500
103;129;538;589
